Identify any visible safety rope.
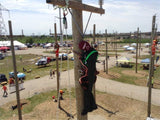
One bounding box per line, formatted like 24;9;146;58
83;12;92;36
68;8;84;37
68;8;93;39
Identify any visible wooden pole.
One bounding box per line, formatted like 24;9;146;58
8;20;22;120
115;32;118;66
93;24;96;101
59;8;63;45
152;26;157;77
139;31;141;57
135;27;139;73
147;15;156;117
21;29;24;36
93;24;96;44
129;32;131;46
55;23;60;108
103;60;105;72
72;0;87;119
105;29;108;74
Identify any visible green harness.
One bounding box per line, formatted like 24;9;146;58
83;50;98;64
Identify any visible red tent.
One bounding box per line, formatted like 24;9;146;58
0;46;10;51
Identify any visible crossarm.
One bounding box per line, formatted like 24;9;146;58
46;0;105;14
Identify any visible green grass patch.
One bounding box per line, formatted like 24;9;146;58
0;54;74;81
109;63;145;85
133;55;158;59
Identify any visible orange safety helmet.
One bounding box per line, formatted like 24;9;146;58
59;90;63;94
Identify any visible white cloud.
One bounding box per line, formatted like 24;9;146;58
1;0;160;35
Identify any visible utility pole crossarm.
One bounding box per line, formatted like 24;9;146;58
46;0;105;14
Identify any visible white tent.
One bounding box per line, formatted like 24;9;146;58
144;43;150;47
45;43;52;47
117;56;131;63
131;43;137;46
0;40;27;49
126;47;135;51
123;45;129;49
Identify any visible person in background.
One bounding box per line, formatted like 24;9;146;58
2;85;8;97
59;90;64;100
49;69;53;79
9;77;14;87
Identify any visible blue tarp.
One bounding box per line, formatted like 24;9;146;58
141;58;150;63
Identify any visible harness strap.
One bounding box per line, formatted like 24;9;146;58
84;50;98;63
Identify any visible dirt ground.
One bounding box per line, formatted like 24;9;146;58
1;46;160;120
5;92;160;120
99;70;160;89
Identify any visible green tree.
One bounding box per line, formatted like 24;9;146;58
26;37;33;44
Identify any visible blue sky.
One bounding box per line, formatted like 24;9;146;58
1;0;160;35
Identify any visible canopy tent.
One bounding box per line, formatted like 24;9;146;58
0;46;10;50
126;47;136;51
144;43;150;47
123;45;129;49
68;52;74;60
45;43;54;47
141;58;150;64
117;57;131;63
68;52;73;58
0;40;27;49
131;43;137;47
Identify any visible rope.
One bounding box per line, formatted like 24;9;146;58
83;12;92;36
61;14;73;120
65;27;73;120
68;8;93;39
68;8;84;38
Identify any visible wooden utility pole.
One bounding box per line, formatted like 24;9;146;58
8;20;22;120
21;29;24;36
135;27;139;73
152;26;157;77
71;1;87;119
115;32;118;66
147;15;156;118
105;29;108;74
129;32;131;46
59;8;63;45
92;24;96;100
139;31;141;57
54;23;60;108
47;0;105;119
93;24;96;44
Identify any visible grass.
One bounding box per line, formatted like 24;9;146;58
108;63;146;85
0;54;74;81
132;54;159;60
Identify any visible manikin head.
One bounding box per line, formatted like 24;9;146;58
79;41;91;51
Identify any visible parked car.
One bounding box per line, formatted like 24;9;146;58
59;53;68;60
0;74;7;84
26;43;32;48
9;72;26;80
35;57;51;66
